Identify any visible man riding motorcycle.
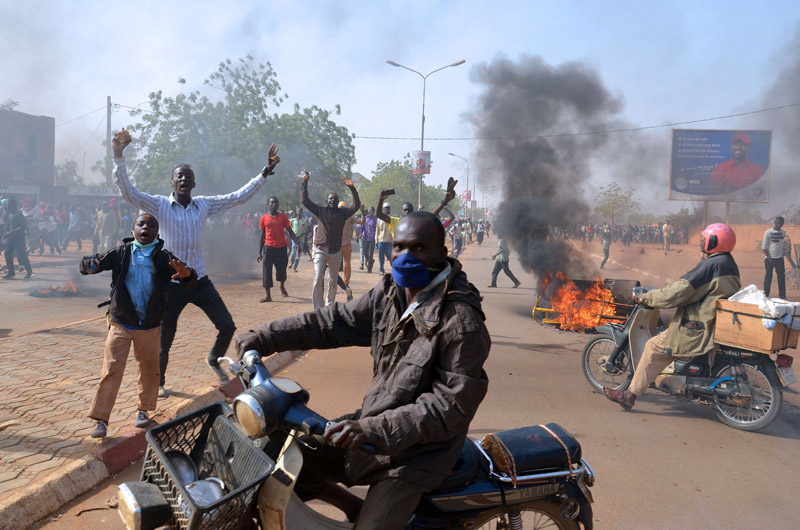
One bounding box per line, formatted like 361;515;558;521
235;211;491;529
604;223;741;410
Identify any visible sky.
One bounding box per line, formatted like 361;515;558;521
4;0;800;216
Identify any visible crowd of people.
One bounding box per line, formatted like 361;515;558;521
0;196;141;278
551;222;689;247
9;127;798;528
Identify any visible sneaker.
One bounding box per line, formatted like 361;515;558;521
513;282;521;288
90;420;107;439
487;285;497;288
134;410;150;428
2;273;14;279
24;273;34;279
207;359;230;383
158;386;169;398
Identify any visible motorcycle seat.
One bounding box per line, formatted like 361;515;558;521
434;438;481;492
481;424;581;479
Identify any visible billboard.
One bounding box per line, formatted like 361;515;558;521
462;190;472;201
669;129;771;202
412;150;431;175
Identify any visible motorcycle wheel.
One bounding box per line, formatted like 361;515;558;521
582;335;631;393
712;363;783;432
472;500;580;530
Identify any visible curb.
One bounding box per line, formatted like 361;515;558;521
0;349;304;530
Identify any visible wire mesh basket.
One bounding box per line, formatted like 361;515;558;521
142;402;274;530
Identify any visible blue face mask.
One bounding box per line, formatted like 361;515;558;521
391;253;431;288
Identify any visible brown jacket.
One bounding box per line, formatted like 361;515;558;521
252;258;490;489
641;252;741;358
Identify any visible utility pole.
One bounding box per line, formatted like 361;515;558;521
106;96;112;185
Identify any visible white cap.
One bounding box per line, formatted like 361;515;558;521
383;202;390;208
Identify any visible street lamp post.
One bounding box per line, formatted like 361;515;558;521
448;152;469;219
386;59;466;209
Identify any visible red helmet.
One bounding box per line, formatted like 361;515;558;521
701;223;736;253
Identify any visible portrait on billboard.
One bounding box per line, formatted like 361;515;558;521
411;150;431;175
668;129;771;202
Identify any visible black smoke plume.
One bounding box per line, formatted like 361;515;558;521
466;55;629;279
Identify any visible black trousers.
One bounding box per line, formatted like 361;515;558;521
490;261;519;286
295;435;427;530
764;257;786;299
4;236;31;275
158;277;236;386
261;245;289;288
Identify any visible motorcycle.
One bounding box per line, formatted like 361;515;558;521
582;287;797;431
117;350;595;530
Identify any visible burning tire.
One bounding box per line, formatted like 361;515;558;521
582;335;631;393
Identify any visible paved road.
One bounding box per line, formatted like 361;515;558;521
23;237;800;529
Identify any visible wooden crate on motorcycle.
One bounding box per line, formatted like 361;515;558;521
714;300;799;354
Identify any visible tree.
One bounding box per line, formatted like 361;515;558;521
781;204;800;226
0;99;18;112
594;183;640;225
355;157;462;216
114;56;356;211
54;160;83;186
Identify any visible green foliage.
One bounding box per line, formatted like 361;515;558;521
116;56;356;211
54;160;83;186
665;207;703;229
594;183;640;225
355;157;462;215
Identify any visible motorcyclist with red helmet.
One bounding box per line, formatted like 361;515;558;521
605;224;741;410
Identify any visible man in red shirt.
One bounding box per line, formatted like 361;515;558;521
258;196;299;302
709;131;765;193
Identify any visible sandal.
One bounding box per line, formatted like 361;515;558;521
603;386;636;410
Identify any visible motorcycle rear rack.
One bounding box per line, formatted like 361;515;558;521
472;440;594;486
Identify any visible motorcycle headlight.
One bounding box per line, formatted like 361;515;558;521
233;385;280;438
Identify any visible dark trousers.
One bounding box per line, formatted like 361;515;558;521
764;257;786;299
295;436;426;530
490;261;519;286
158;277;236;386
261;245;288;288
362;240;375;272
62;227;82;250
4;236;32;275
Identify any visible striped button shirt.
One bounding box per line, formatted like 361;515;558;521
114;157;267;279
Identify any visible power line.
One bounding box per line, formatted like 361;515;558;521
355;102;800;142
70;113;108;161
55;106;106;127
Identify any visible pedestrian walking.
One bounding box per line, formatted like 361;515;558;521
300;171;361;308
360;206;377;272
112;130;281;395
662;220;674;255
81;213;197;438
762;216;797;299
290;207;310;272
600;224;612;269
488;238;521;288
476;220;485;246
257;196;299;302
449;220;463;258
2;198;33;278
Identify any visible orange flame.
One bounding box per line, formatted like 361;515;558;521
539;273;616;331
36;280;78;296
